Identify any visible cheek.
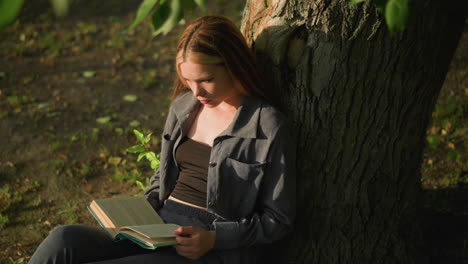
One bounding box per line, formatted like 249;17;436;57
217;80;235;95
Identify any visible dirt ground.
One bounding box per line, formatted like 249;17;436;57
0;1;466;263
0;1;244;262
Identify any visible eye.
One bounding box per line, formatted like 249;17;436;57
202;78;214;83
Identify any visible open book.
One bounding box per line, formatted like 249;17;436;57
88;196;180;250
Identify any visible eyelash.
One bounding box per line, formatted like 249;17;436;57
185;78;213;83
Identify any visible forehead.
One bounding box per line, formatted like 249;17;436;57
179;62;224;79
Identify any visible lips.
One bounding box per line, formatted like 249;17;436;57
198;98;210;104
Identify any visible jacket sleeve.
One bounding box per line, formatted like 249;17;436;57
213;124;296;249
144;168;163;210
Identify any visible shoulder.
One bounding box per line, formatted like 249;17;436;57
257;99;289;133
246;97;291;138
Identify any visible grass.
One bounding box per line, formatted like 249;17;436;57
0;180;41;230
421;64;467;189
0;0;464;262
58;201;78;224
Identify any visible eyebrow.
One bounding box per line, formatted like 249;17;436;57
183;75;214;82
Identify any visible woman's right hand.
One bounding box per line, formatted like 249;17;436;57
173;226;216;260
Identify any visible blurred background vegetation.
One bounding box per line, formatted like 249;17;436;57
0;0;466;263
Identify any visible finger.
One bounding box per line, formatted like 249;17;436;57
174;245;197;259
175;226;197;236
175;235;195;246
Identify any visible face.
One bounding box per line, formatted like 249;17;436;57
179;61;242;108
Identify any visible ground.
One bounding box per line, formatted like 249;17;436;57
0;1;466;263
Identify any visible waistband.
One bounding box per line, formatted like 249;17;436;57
162;199;217;224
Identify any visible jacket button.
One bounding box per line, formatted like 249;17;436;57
208;201;216;207
209;162;216;168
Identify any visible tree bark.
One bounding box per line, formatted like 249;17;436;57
241;0;467;263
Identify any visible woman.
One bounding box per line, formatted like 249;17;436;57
29;15;295;264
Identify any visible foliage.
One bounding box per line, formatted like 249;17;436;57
130;0;206;35
130;0;408;35
350;0;410;32
126;129;160;170
0;180;40;230
0;0;409;34
0;0;24;31
126;129;161;191
57;201;78;223
49;0;70;17
0;0;70;31
422;89;467;189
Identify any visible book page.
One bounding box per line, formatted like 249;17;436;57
94;197;164;229
120;223;180;239
117;231;177;248
88;204;118;238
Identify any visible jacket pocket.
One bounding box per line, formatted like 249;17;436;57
222;158;267;218
226;158;266;182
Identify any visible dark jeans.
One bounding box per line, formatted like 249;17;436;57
28;200;223;264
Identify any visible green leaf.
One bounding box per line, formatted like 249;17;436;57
123;94;138;102
130;0;159;30
426;134;440;150
50;0;70;18
448;150;459;162
144;132;153;144
108;156;122;166
133;129;145;144
385;0;409;32
374;0;386;12
193;0;206;8
135;180;145;191
126;145;146;153
129;120;140;127
137;151;151;162
152;0;183;36
181;0;197;10
96;116;111;124
349;0;365;6
83;71;96;78
0;0;24;31
150;159;160;170
151;0;171;34
145;152;157;162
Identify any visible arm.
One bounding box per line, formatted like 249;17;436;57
144;168;162;210
214;124;296;249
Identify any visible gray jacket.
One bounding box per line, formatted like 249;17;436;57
144;92;296;263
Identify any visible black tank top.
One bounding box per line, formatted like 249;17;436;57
171;136;211;208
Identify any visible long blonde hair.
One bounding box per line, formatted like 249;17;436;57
172;15;267;101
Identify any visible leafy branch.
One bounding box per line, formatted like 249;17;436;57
126;129;160;192
350;0;410;32
0;0;70;31
0;0;410;34
130;0;207;35
131;0;409;35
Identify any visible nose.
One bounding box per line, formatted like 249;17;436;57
191;82;204;97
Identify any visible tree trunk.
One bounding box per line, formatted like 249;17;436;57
241;0;466;263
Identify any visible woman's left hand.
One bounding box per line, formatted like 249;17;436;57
173;226;216;260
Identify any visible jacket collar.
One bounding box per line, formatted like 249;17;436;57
172;92;261;139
